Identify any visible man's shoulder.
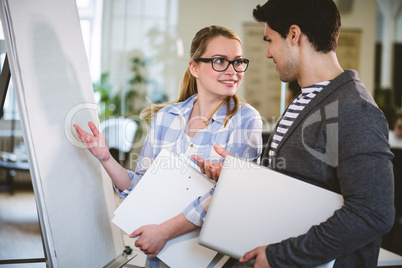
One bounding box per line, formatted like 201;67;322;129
320;70;373;106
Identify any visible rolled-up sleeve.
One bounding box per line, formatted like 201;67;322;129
113;170;137;198
183;187;215;226
111;113;159;199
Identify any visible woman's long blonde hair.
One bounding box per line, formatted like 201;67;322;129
141;25;242;126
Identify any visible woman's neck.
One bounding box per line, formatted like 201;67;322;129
195;93;227;119
185;95;227;138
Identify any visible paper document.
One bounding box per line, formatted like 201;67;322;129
112;149;217;268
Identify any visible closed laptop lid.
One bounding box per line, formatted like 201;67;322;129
198;155;343;260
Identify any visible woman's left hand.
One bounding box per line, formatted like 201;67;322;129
130;224;169;258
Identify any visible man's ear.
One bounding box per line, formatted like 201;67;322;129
188;60;199;78
288;25;301;45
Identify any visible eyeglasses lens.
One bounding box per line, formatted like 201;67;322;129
211;58;248;72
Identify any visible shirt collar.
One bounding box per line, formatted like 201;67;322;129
301;81;331;95
165;94;198;118
212;100;232;124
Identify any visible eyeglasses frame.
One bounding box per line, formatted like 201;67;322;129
195;57;249;73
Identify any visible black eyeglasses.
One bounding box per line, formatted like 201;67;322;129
196;57;249;73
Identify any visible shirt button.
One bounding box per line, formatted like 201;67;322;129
190;144;194;148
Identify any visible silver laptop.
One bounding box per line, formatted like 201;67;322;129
198;155;343;264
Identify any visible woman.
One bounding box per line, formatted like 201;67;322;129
74;25;262;267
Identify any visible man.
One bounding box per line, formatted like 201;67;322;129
389;111;402;148
394;113;402;139
192;0;394;267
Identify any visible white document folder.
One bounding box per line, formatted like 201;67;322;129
112;149;217;268
198;155;344;267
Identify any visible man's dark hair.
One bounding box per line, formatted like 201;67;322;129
253;0;341;53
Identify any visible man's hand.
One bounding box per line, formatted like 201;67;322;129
239;246;271;268
191;144;231;181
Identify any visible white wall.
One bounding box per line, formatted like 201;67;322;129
398;14;402;41
335;0;377;93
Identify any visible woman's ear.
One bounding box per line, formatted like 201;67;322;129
188;60;199;78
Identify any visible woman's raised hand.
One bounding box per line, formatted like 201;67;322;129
73;122;111;162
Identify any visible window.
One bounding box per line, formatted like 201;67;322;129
0;0;102;120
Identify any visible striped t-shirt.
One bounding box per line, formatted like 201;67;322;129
268;81;331;164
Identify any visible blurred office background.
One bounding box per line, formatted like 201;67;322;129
0;0;402;265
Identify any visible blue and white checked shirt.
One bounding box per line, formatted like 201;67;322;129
114;94;263;225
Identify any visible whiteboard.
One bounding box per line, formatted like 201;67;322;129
0;0;124;267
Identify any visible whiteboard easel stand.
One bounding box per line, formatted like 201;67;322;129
0;54;48;266
0;0;137;265
0;53;136;268
0;54;10;119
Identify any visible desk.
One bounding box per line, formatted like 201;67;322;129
378;248;402;267
0;160;29;194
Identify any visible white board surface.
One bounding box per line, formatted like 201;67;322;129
0;0;124;267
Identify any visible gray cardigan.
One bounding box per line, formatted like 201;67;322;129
261;70;395;268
